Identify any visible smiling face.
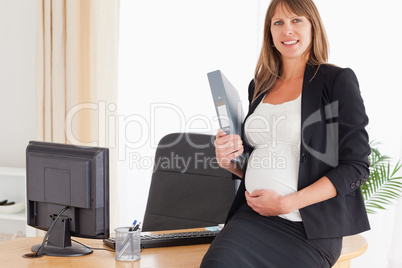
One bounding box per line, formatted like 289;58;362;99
270;5;312;62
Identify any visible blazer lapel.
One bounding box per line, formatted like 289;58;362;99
248;91;264;118
301;64;324;147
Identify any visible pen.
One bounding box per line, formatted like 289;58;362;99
130;222;141;258
129;220;137;231
133;221;141;231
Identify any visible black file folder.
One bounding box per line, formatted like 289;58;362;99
207;70;245;163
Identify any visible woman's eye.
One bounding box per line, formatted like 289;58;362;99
293;19;302;23
273;21;283;26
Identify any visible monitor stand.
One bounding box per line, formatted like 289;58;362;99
31;215;93;257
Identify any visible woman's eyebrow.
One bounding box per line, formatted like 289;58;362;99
272;14;301;21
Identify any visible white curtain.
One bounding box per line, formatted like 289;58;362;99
35;0;120;231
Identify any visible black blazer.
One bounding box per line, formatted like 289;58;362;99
227;64;371;239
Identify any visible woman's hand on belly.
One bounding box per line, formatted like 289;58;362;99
245;176;338;217
245;189;293;217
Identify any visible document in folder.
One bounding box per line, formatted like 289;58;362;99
207;70;245;163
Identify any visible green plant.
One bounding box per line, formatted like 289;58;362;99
361;143;402;214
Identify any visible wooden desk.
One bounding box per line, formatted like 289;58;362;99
0;234;367;268
0;236;207;268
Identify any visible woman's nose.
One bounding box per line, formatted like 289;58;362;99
283;23;294;35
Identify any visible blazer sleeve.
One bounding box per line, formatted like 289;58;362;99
324;68;371;196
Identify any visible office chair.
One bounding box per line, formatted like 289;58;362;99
142;132;236;231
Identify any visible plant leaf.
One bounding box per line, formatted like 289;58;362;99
363;144;402;214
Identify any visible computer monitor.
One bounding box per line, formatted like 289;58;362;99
25;141;109;257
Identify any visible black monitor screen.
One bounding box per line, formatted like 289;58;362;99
26;141;109;257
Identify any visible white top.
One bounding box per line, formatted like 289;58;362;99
244;94;302;221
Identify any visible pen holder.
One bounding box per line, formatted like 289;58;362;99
115;227;141;261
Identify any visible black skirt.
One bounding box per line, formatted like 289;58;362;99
200;204;342;268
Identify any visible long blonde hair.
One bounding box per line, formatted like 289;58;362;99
253;0;329;103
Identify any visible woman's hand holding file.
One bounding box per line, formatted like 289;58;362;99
214;129;244;178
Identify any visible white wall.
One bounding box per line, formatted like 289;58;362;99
119;0;402;267
0;0;37;168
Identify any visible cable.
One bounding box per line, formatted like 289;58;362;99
71;239;115;252
35;206;69;257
